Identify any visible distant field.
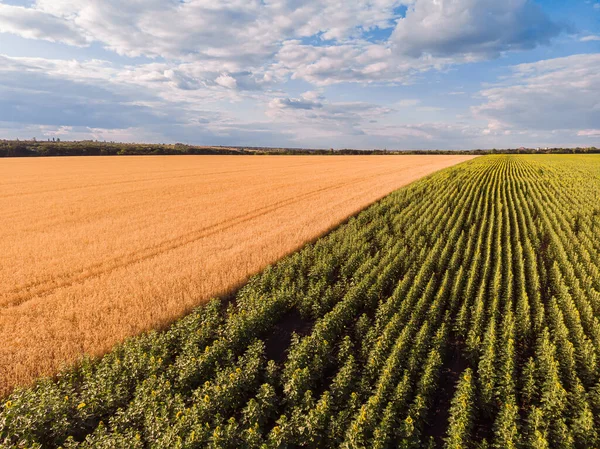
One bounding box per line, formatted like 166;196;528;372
3;155;599;448
0;155;472;395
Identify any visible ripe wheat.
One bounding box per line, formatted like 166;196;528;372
0;154;472;395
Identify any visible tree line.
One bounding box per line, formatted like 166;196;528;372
1;139;599;157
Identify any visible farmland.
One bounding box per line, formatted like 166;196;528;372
2;154;600;448
0;155;472;396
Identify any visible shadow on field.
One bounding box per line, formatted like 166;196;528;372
427;338;468;447
264;309;314;364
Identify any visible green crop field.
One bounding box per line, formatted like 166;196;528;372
2;155;600;448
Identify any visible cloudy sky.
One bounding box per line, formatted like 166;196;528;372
0;0;599;149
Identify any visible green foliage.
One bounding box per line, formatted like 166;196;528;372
2;155;600;448
445;369;475;449
1;139;599;157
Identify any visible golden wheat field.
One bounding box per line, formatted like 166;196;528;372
0;155;474;395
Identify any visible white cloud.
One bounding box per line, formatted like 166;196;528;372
300;90;325;102
397;99;421;107
391;0;562;58
580;35;600;42
273;40;460;85
269;97;323;110
0;53;307;146
0;1;591;150
0;54;226;130
578;129;600;137
16;0;404;65
0;0;564;89
267;92;395;142
0;4;87;46
474;54;600;132
3;50;598;150
271;0;564;86
215;74;238;89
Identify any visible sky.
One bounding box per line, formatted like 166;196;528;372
0;0;599;150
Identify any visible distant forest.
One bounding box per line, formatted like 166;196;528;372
1;139;599;157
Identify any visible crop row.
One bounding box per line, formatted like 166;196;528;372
1;155;600;448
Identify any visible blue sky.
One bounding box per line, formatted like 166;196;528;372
0;0;599;149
